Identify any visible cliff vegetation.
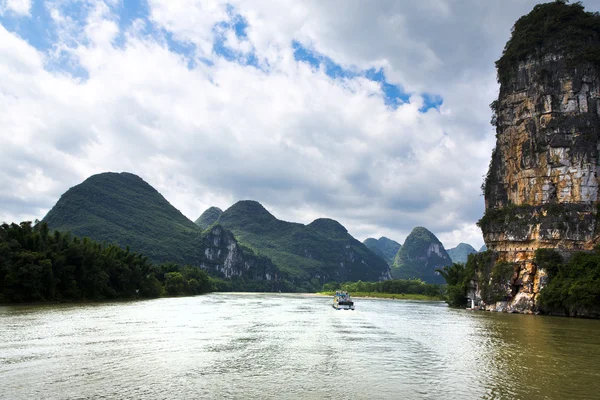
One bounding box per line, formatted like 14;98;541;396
496;0;600;86
536;248;600;317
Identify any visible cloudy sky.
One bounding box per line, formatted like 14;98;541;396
2;0;599;249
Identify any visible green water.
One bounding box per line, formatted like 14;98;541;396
1;293;599;399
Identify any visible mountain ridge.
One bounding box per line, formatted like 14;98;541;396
363;237;401;266
218;200;391;288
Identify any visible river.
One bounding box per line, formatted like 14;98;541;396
1;293;599;399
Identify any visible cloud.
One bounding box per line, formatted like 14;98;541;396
0;0;31;17
2;0;599;249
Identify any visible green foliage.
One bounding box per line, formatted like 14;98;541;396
363;237;401;266
537;248;600;316
0;222;212;303
391;227;452;284
436;262;474;307
194;207;223;230
321;278;443;298
217;201;390;285
474;253;515;304
496;1;600;86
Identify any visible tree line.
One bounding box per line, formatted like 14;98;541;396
322;278;443;297
0;221;212;303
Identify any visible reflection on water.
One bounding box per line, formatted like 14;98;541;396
1;294;599;399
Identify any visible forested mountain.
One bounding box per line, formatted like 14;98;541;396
43;172;201;266
392;227;452;284
195;207;223;230
217;200;391;287
42;172;279;284
446;243;477;264
363;237;401;266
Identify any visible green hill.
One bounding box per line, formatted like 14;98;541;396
363;237;401;265
43;172;201;265
195;207;223;230
42;172;279;283
446;243;477;264
217;201;391;287
391;227;452;284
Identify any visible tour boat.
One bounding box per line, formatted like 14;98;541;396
333;291;355;310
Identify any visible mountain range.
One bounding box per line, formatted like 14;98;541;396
41;171;483;287
43;172;390;290
42;172;278;283
216;200;391;283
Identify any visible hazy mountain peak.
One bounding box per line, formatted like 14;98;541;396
391;226;451;284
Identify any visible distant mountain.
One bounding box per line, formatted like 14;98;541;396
217;200;391;286
195;206;223;230
42;172;278;281
391;227;452;284
363;237;401;266
479;244;487;252
446;243;477;264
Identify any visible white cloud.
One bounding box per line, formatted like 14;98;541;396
0;0;31;17
3;0;600;249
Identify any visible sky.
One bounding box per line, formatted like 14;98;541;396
2;0;600;249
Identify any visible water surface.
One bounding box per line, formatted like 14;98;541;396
1;293;599;399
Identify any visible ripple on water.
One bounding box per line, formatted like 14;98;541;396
1;294;600;400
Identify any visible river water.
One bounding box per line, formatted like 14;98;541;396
1;293;599;399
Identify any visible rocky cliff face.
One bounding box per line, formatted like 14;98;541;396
199;224;279;280
478;2;600;313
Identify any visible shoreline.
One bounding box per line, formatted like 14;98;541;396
317;291;444;302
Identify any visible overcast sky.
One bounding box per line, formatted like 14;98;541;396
2;0;600;249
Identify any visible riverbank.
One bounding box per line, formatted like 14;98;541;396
318;291;444;301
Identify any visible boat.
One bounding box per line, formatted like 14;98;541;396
333;291;355;310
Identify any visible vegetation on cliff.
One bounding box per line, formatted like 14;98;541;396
217;200;390;288
363;237;401;266
436;263;470;307
536;248;600;317
0;221;212;303
391;227;452;284
496;0;600;86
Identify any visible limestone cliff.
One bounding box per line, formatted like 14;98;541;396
477;2;600;313
199;224;279;280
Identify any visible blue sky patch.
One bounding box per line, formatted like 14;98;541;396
293;42;441;110
420;93;444;112
0;0;55;50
